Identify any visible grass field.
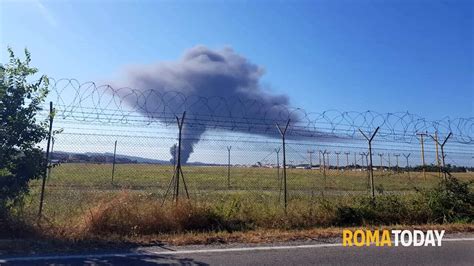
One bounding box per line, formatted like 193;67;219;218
6;159;474;244
37;163;473;192
21;163;471;225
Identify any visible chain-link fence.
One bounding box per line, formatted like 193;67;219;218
30;122;473;221
26;80;473;220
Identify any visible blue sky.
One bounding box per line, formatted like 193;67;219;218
1;0;473;119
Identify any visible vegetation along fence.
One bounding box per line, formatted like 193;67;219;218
30;79;473;218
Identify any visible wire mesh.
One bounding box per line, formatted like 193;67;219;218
29;79;474;219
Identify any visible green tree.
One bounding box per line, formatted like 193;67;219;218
0;48;49;216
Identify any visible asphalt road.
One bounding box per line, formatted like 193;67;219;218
1;238;473;265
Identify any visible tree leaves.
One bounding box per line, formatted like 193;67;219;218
0;48;49;210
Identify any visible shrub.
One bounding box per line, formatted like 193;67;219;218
334;205;364;226
1;48;49;233
333;177;473;226
425;176;474;223
334;195;408;226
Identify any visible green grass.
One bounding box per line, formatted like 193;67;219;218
19;163;472;227
36;163;472;191
3;165;470;242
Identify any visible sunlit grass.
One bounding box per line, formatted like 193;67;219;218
20;163;472;229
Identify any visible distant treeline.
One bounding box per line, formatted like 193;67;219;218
51;152;138;164
49;152;473;172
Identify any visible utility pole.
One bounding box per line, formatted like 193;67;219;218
227;146;232;189
416;132;428;180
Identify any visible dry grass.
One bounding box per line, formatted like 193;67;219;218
10;181;473;239
2;176;472;255
1;223;472;256
25;163;471;231
78;191;350;237
25;190;471;241
153;223;474;246
83;192;226;236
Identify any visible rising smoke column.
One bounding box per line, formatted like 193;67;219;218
114;46;301;163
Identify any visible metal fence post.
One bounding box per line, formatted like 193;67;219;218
276;119;290;213
276;147;282;201
227;146;232;189
46;136;55;181
434;131;441;177
353;152;357;169
359;127;380;200
359;152;368;188
335;151;341;171
111;140;117;184
318;150;322;172
416;132;427;180
326;151;331;170
430;132;452;180
378;153;384;171
307;150;314;168
344;152;350;169
388;153;391;171
163;112;190;205
38;101;54;219
394;154;400;173
403;153;411;179
321;150;329;197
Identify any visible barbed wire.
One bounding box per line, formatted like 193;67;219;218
46;79;474;144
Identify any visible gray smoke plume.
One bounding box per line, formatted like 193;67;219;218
114;46;302;163
170;143;177;166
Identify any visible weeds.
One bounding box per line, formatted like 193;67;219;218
85;193;227;236
425;176;473;223
2;177;472;240
333;177;473;226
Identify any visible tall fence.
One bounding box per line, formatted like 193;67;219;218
32;79;474;218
